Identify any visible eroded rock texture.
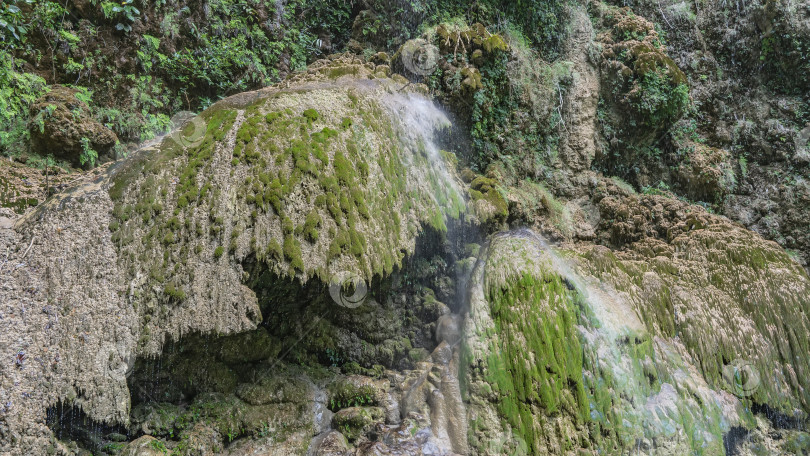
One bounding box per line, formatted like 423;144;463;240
0;57;469;456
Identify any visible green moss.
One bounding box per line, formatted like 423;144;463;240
283;235;304;272
357;161;369;179
282;216;295;235
328;380;377;411
328;229;351;259
164;283;187;301
302;108;320;123
470;176;508;223
266;239;283;262
303;211;322;243
483;34;508;53
327;65;360;79
483;269;587;454
104;80;467;314
166;216;181;231
333;151;355;186
264;111;280;124
290;139;317;175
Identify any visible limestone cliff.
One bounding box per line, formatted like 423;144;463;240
2;3;810;453
0;56;467;455
464;213;810;455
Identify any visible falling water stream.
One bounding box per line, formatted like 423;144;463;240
305;88;474;455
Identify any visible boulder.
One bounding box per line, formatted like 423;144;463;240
313;430;351;456
331;407;385;441
28;85;117;167
120;436;166;456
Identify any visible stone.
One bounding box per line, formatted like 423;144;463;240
331;407;385;441
119;436;166;456
435;315;461;346
177;422;222;454
28;85;118;167
313;430;351;455
218;328;281;363
235;374;313;406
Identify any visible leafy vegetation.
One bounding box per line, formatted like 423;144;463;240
0;50;47;158
0;0;354;163
1;0;578;172
354;0;572;60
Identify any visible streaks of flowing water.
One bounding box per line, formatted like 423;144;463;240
381;92;466;221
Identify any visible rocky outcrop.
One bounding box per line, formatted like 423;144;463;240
28;85;119;167
462;201;810;454
3;19;810;455
0;56;468;456
585;0;810;267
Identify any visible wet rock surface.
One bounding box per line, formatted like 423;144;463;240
0;56;474;455
3;19;810;455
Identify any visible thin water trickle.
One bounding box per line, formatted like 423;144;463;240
381;92;466;220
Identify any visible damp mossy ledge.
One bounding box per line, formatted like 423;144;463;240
484;271;588;454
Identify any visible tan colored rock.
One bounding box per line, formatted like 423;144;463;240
28;85;118;167
0;57;467;456
120;436;167;456
312;430;350;456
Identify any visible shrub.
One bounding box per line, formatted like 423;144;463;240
0;50;47;157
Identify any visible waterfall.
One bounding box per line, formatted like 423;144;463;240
381;91;466;223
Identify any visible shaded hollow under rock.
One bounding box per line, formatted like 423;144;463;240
46;402;130;455
110;222;480;453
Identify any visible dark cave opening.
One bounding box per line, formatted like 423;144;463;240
44;219;482;453
45;402;130;454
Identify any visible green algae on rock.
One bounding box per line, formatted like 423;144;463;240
1;55;470;456
584;191;810;417
106;55;467;355
463;219;810;455
463;232;590;455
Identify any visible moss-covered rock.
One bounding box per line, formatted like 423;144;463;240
28;85;118;167
598;6;689;129
119;436;166;456
327;375;384;411
217;328;281;364
331;406;384;441
463;233;589;455
235;375;312;406
106;54;466;355
464;206;810;454
585;191;810;415
469;175;508;226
